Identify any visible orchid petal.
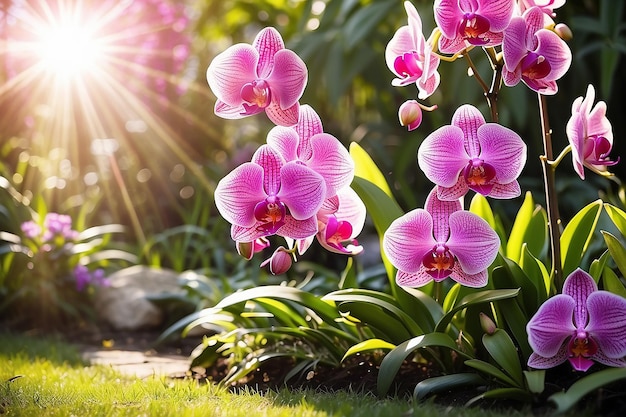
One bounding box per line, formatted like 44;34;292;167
566;112;586;179
452;104;486;156
206;44;259;107
446;211;500;275
265;101;300;126
437;178;469;201
308;133;355;197
252;145;284;195
333;186;367;237
424;188;462;242
587;100;613;141
266;49;308;110
450;264;489;288
418;125;468;187
214;163;266;227
586;291;626;358
434;0;464;39
480;0;515;31
396;269;435;287
253;27;284;79
487;181;522;199
278;215;319;239
383;209;438;274
266;126;300;162
591;349;626;368
385;26;416;74
296;105;324;159
528;344;568;369
562;268;597;329
231;223;270;242
534;30;571;81
477;123;527;184
527;294;576;357
278;162;326;220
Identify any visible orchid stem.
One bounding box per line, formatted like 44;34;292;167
484;47;503;123
544;144;572;168
464;51;490;96
538;93;562;291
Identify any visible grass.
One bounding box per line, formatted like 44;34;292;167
0;332;589;417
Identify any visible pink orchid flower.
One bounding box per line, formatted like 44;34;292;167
385;1;440;99
206;27;308;126
502;6;571;95
383;187;500;288
527;268;626;372
516;0;565;18
434;0;515;54
297;186;366;256
214;144;326;243
566;84;618;180
418;104;526;201
266;105;354;198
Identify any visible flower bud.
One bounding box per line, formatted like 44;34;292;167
554;23;573;41
479;312;497;335
398;100;423;131
236;238;270;260
260;246;293;275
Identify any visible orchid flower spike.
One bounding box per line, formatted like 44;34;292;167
206;27;308;126
418;104;526;201
566;84;618;179
502;6;571;95
383;187;500;288
214;144;326;244
385;1;440;99
527;268;626;372
434;0;515;54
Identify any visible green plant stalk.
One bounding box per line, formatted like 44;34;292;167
537;93;562;291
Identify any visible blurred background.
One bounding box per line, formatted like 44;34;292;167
1;0;624;273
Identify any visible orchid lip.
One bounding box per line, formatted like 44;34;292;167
422;244;455;280
241;79;271;108
254;197;286;235
458;13;490;43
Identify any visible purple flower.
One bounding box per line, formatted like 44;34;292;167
527;269;626;372
382;187;500;288
20;220;41;239
206;27;308;126
502;6;571;95
434;0;515;54
418;104;526;200
214;145;326;242
265;105;354;199
260;246;293;275
385;1;440;99
566;84;618;180
43;213;79;241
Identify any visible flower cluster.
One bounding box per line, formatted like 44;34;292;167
207;28;366;275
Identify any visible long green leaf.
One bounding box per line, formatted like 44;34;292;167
466;387;533;406
560;200;603;277
602;231;626;280
342;339;396;362
464;359;519;388
349;142;395;200
604;203;626;237
549;367;626;413
377;333;473;396
414;373;485;401
482;329;524;388
435;289;520;333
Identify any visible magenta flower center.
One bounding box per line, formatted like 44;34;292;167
583;135;618;166
393;52;424;79
254;196;286;235
568;330;598;359
521;52;551;80
458;13;490;45
463;159;496;195
241;79;271;109
422;244;455;280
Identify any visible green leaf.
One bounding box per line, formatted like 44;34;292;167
377;333;473;396
549;368;626;414
414;373;486;401
601;265;626;298
507;192;548;263
464;359;519;388
495;298;533;361
560;200;603;277
602;231;626;280
518;245;550;302
350;142;395;200
604;203;626;237
342;0;395;51
523;370;545;394
589;250;611;284
466;387;533;406
342;339;396;362
469;193;496;229
482;329;524;388
435;289;520;333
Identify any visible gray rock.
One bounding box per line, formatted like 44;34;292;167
95;266;183;331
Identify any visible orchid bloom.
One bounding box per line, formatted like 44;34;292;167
434;0;515;54
297;186;366;256
502;6;571;95
214;144;326;243
516;0;565;18
266;105;354;199
385;1;440;99
206;27;307;126
566;84;618;180
383;187;500;288
418;104;526;201
527;269;626;372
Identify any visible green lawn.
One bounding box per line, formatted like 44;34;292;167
0;332;586;417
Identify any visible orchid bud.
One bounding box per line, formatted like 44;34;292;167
260;246;293;275
236;238;270;260
479;312;497;335
398;100;423;131
554;23;573;41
